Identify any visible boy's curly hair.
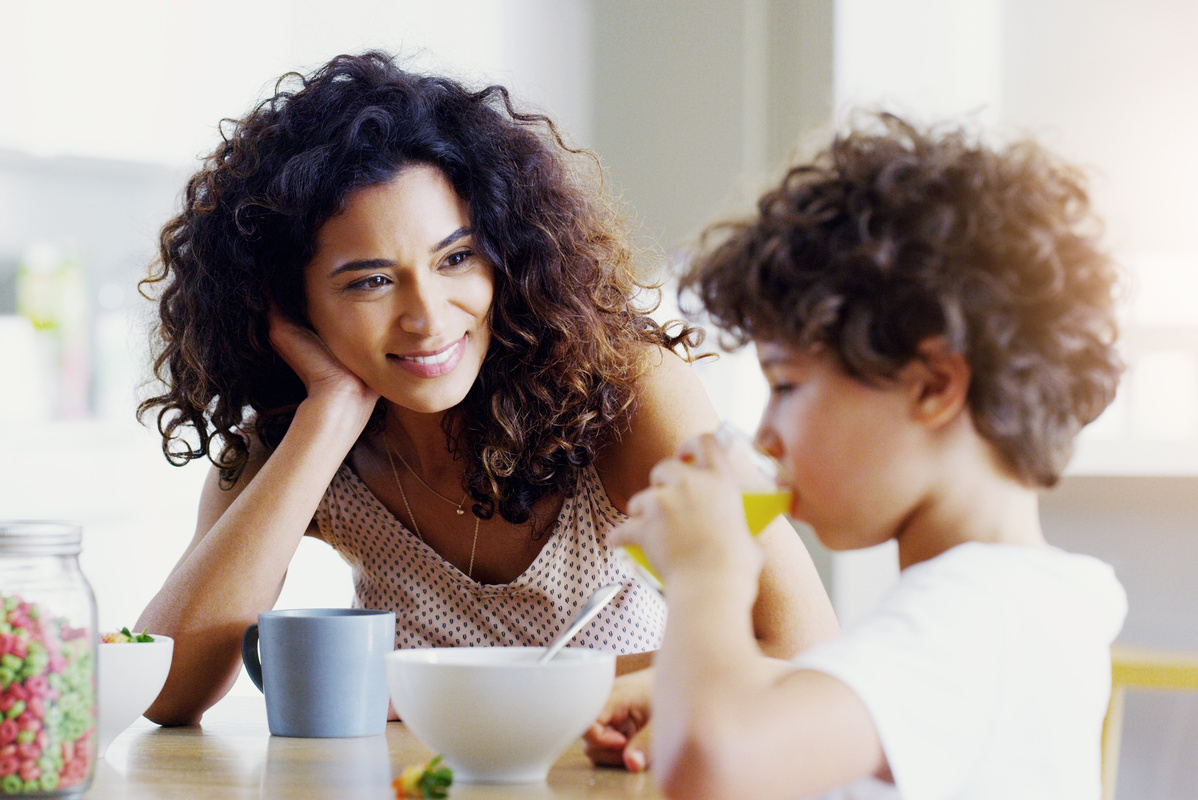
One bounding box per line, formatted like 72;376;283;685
139;51;696;525
682;113;1121;487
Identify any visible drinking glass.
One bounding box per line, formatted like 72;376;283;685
617;422;793;591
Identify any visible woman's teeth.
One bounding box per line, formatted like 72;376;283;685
401;344;457;365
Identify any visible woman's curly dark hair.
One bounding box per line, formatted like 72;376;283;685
682;112;1122;488
139;51;697;525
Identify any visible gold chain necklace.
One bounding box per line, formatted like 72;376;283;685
389;446;468;515
385;442;479;580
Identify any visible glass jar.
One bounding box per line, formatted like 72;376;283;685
0;522;97;798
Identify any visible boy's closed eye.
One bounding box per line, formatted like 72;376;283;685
761;363;805;396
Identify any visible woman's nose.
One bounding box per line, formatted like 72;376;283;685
397;277;446;336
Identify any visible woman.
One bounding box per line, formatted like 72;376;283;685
135;51;837;727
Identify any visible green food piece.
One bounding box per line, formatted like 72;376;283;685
418;756;453;799
120;626;154;643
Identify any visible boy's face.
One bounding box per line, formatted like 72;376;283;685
755;341;932;552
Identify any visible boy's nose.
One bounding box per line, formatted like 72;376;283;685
754;425;783;462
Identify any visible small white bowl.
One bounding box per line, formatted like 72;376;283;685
385;647;615;784
96;634;173;758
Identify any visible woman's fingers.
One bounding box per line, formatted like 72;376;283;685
267;307;329;376
583;698;651;770
583;722;629;767
623;720;652;772
265;307;375;402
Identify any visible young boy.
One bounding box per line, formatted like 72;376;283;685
610;113;1128;799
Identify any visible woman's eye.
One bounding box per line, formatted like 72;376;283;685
769;383;797;397
443;249;473;269
348;274;390;291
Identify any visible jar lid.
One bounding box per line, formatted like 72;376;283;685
0;521;82;555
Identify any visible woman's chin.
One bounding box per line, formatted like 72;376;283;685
380;385;476;416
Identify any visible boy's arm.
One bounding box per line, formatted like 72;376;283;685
653;570;886;800
612;436;885;799
585;350;839;771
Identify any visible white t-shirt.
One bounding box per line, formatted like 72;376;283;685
794;542;1127;800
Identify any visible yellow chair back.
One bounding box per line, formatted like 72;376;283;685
1102;645;1198;799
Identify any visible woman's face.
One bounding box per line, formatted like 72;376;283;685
304;164;494;414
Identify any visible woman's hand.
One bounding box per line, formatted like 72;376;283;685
584;668;654;772
267;306;379;416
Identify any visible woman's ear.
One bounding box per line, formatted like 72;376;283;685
905;336;970;429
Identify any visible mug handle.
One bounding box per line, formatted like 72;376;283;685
241;623;265;693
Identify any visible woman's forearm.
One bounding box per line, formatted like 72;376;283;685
137;396;369;724
615;650;655;675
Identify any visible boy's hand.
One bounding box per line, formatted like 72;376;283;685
584;669;654;772
612;433;764;589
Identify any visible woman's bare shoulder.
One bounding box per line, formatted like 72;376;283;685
595;344;721;513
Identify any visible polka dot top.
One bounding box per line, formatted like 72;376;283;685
313;462;667;654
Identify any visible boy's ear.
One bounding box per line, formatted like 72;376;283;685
907;336;970;428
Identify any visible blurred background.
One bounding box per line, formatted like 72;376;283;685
0;1;1195;794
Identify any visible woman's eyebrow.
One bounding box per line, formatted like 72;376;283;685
326;228;474;278
433;226;472;252
328;258;394;278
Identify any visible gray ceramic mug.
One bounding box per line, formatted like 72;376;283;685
242;608;395;737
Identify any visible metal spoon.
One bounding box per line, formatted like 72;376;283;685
537;583;623;664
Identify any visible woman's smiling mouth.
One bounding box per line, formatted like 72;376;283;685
388;336;467;378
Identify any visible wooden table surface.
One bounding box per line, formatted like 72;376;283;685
87;695;661;799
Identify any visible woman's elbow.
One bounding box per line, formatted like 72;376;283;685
143;694;205;727
142;656;238;727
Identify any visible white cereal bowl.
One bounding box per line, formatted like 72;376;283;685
385;647;615;784
96;634;174;758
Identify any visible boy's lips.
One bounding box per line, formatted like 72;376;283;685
777;478;799;516
388;337;466;378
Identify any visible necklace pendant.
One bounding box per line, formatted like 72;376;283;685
456;508;465;515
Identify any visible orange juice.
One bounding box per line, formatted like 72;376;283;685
741;489;793;535
619;488;793;587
